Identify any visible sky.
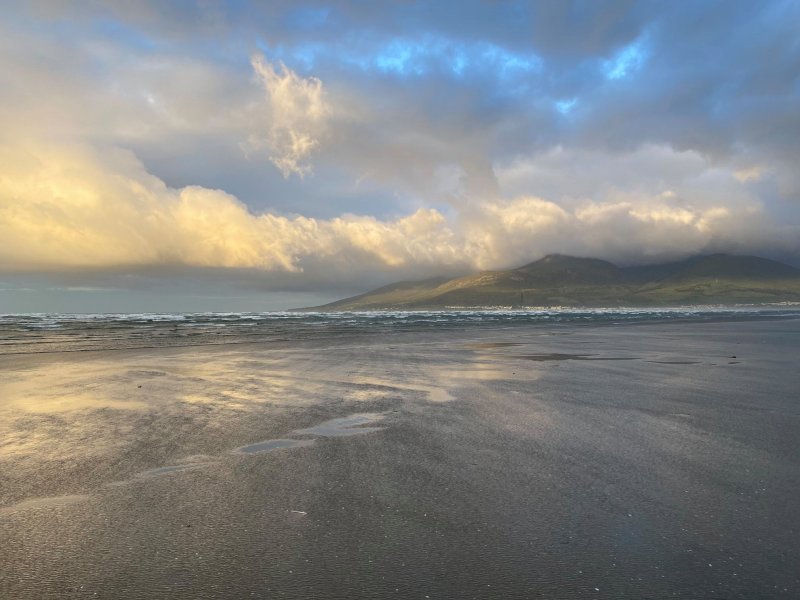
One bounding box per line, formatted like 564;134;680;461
1;0;799;312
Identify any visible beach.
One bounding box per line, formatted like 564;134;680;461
1;315;799;598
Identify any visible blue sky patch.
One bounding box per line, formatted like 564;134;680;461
603;38;648;80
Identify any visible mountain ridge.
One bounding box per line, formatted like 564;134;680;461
299;254;800;310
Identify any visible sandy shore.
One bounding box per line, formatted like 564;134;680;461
1;319;799;598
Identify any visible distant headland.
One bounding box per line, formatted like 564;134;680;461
299;254;800;310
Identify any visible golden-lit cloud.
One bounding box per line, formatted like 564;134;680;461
247;56;331;178
3;138;788;281
0;140;461;273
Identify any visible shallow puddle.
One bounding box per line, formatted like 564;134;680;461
293;413;385;437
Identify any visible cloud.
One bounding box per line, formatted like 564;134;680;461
463;195;787;270
1;0;799;304
2;139;797;287
0;140;462;275
733;166;765;183
8;1;799;207
248;56;331;177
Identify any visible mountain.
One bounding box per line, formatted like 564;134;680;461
301;254;800;310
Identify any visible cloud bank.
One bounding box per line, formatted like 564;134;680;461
2;137;793;286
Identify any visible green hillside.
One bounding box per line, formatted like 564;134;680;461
302;254;800;310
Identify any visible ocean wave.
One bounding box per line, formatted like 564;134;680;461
1;306;798;355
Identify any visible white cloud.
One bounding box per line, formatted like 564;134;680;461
0;140;460;274
1;139;797;284
733;166;765;183
248;56;331;178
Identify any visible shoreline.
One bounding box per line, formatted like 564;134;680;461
2;308;799;358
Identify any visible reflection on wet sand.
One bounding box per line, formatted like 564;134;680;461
0;494;89;517
646;360;700;365
517;353;638;361
293;413;385;437
0;339;519;523
107;459;218;487
233;438;315;455
2;319;799;599
6;410;387;511
463;342;524;350
426;387;454;402
0;365;149;412
138;462;211;477
234;413;386;454
423;349;542;402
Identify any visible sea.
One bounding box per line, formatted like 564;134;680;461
1;305;799;355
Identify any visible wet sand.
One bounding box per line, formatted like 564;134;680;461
1;319;799;598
